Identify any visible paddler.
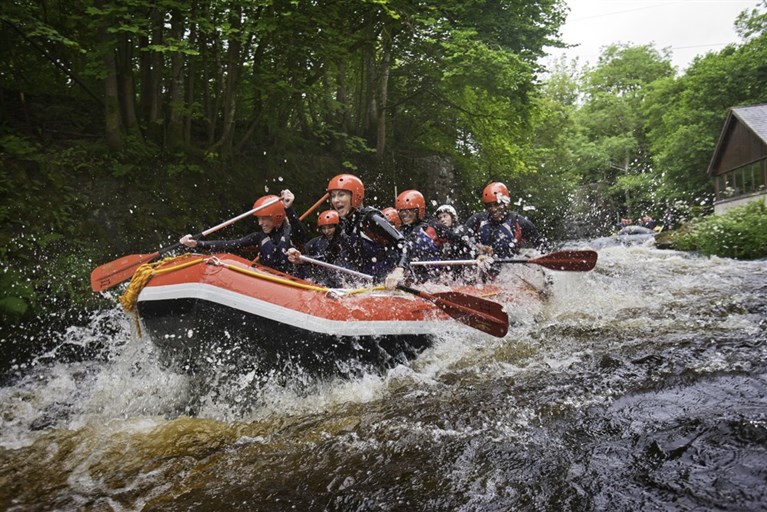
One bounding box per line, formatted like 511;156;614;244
463;181;548;258
395;189;479;281
179;190;307;273
287;174;408;290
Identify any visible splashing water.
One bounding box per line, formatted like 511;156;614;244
1;245;766;511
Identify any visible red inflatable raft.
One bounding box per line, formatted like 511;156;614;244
126;253;535;376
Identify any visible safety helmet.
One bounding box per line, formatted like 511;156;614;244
327;174;365;209
252;195;286;225
482;182;511;205
395;189;426;220
436;204;457;221
381;207;402;229
317;209;340;227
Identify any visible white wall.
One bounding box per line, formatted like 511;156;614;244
714;192;767;215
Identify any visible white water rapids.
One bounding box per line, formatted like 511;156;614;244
1;244;765;511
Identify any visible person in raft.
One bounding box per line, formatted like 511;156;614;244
298;209;342;285
179;190;307;274
463;182;548;259
433;203;473;261
287;174;408;290
435;204;458;229
380;207;402;229
395;190;479;280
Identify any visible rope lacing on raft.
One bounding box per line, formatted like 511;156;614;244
119;255;385;313
119;256;205;312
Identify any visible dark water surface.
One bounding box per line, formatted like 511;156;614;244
1;246;766;511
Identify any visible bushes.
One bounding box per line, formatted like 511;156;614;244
672;200;767;259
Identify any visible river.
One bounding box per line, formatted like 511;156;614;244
1;244;766;511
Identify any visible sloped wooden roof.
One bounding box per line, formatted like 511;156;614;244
707;103;767;176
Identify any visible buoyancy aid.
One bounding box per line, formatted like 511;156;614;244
401;222;441;261
257;225;295;273
334;207;409;279
477;213;522;258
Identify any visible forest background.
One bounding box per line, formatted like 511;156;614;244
1;0;767;333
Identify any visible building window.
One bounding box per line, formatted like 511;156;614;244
716;159;767;200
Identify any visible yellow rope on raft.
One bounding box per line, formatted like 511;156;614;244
119;256;204;312
226;264;329;292
119;254;385;314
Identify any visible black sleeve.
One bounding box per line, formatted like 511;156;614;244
461;212;484;242
363;209;410;268
285;207;308;245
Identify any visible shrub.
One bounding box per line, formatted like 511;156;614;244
673;200;767;259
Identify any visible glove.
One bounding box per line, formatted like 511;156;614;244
286;247;302;264
281;189;295;208
384;267;405;290
179;234;198;248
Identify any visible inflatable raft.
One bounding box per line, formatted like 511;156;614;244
126;253;539;376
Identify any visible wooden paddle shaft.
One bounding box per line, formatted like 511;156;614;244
299;193;330;221
201;196;282;237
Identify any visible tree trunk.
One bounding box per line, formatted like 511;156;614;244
376;27;392;159
211;7;244;156
96;0;122;149
139;7;164;142
117;33;141;138
166;8;186;148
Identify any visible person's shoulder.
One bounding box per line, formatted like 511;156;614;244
360;206;381;216
463;211;485;225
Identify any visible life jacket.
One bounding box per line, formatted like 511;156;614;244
303;235;331;257
477;213;522;258
257;224;294;273
337;207;404;278
401;222;441;262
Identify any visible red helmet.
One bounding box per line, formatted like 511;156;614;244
327;174;365;209
381;207;401;229
252;195;286;225
395;189;426;220
317;209;340;227
482;182;510;205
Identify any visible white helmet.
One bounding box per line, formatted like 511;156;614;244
436;204;458;221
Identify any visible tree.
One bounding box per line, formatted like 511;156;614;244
644;1;767;205
572;44;674;230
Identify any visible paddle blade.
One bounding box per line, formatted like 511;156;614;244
90;251;160;292
433;291;506;317
527;250;598;272
433;296;509;337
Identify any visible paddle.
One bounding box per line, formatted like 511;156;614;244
90;195;284;292
495;250;598;272
299;192;329;221
409;250;598;272
297;255;509;338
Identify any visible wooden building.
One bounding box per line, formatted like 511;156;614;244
707;103;767;214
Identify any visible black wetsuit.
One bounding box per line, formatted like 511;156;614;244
194;207;307;273
325;206;409;280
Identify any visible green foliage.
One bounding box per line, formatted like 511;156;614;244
644;5;767;203
673;201;767;259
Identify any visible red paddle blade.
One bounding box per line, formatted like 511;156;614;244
433;296;509;337
529;250;598;272
433;291;506;317
90;251;160;292
398;285;509;337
